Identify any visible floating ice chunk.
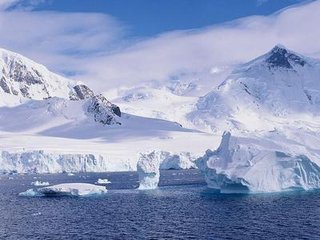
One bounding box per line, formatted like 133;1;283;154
95;178;111;184
19;188;43;197
137;152;161;190
38;183;107;196
137;151;197;190
31;181;50;186
67;173;75;176
19;183;107;197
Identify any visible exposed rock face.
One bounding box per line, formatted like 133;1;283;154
87;94;121;125
73;84;95;100
266;45;306;69
0;48;94;101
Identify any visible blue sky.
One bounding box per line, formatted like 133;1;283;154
32;0;306;37
0;0;319;90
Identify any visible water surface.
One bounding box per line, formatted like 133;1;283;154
0;170;319;239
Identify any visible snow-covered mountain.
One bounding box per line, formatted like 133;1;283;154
2;45;320;194
136;45;320;192
0;48;215;174
189;45;320;134
186;45;320;193
0;48;94;103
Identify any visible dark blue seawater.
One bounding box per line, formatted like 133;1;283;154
0;170;319;240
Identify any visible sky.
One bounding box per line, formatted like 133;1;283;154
0;0;319;91
28;0;306;37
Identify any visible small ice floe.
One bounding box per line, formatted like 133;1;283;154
32;212;42;216
31;181;50;187
67;173;75;176
95;178;111;185
19;189;40;197
19;183;107;197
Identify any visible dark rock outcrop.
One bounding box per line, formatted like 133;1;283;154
87;94;121;125
73;84;95;100
266;45;306;69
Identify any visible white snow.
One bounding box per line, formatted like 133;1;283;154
19;183;107;197
31;181;50;187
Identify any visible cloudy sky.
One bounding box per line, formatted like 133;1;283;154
0;0;319;91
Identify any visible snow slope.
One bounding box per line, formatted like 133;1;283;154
103;65;233;128
0;93;217;174
189;45;320;134
107;87;197;129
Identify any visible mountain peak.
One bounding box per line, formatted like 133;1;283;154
265;44;306;69
0;47;95;101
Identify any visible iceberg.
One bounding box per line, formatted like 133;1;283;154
95;178;111;184
137;151;162;190
31;181;50;186
137;151;196;189
196;132;320;193
19;188;40;197
19;183;107;197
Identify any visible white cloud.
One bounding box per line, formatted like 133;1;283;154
0;0;19;10
0;4;125;82
75;0;320;90
0;0;320;92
